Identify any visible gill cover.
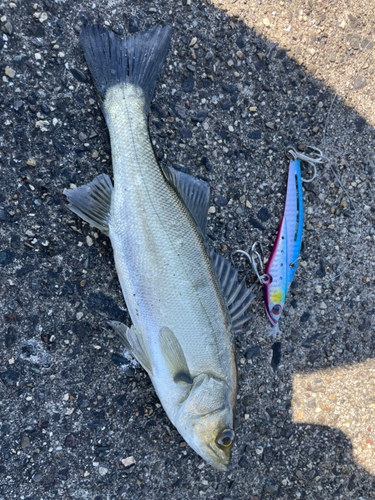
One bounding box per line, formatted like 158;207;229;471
175;373;235;471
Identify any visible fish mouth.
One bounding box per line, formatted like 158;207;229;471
206;443;230;471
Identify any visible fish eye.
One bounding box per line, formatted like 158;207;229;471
272;304;282;315
217;429;235;448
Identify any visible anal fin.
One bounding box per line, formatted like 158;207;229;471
108;321;153;376
64;174;113;235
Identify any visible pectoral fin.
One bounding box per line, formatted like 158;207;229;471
108;321;153;376
64;174;113;235
159;326;192;385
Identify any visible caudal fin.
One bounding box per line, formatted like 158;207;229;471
80;24;172;108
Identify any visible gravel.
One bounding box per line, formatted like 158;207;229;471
0;0;374;499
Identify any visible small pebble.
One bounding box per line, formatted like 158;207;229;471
76;312;84;320
2;21;14;35
122;456;136;467
183;75;195;92
263;18;270;27
21;436;30;449
5;66;16;78
257;207;270;222
70;68;87;83
352;75;367;90
99;467;108;476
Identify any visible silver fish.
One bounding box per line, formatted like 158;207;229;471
65;24;255;470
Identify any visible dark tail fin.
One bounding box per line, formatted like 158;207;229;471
80;24;172;109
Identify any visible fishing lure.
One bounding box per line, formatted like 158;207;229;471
263;152;303;336
249;146;327;337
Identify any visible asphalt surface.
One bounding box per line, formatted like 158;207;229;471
1;1;374;499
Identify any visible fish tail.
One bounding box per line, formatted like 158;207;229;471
80;23;172;109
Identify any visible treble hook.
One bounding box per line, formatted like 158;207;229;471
286;146;329;182
231;242;270;285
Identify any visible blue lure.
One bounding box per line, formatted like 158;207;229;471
249;146;327;337
263;157;304;337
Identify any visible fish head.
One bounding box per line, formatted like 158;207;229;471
264;280;285;325
175;373;235;471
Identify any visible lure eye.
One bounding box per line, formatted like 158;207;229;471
272;304;282;315
217;429;235;448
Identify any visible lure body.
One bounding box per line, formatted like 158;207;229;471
264;159;303;335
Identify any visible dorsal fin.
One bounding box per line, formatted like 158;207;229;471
209;249;258;331
162;166;210;237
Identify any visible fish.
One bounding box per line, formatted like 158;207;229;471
263;157;303;337
64;23;256;470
